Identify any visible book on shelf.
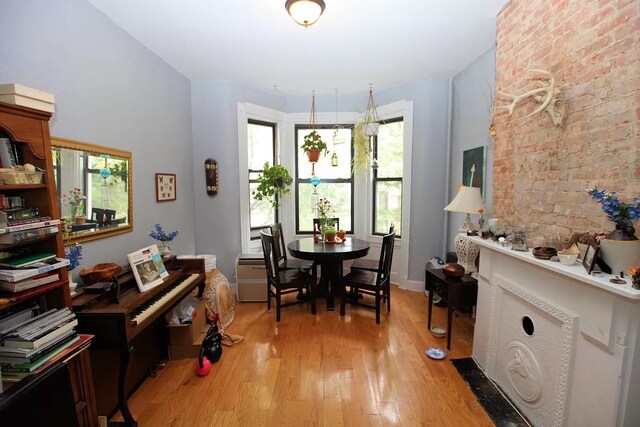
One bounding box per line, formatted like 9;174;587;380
1;335;80;373
0;225;58;245
0;207;39;224
0;137;18;169
0;257;69;282
128;244;169;293
0;330;77;364
0;305;37;336
6;215;52;227
0;252;56;268
2;314;77;349
0;272;59;293
0;218;60;235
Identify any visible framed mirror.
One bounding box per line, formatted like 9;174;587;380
51;136;133;244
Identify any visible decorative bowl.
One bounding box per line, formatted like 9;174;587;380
558;253;578;266
430;327;446;338
79;263;122;285
532;247;557;260
442;263;465;278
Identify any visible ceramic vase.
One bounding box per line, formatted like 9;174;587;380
599;239;640;276
159;241;172;256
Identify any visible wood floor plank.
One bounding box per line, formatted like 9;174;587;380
114;285;494;426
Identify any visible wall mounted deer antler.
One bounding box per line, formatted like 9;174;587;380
495;69;566;127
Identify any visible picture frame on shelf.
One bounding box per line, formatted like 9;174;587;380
155;173;176;202
582;241;600;274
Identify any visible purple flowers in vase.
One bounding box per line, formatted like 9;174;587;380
588;187;640;240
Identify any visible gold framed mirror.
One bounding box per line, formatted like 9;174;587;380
51;136;133;244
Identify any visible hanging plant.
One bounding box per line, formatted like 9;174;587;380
363;86;381;136
252;163;293;208
352;122;370;176
301;130;328;162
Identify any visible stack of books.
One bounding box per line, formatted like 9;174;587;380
0;307;78;381
0;252;68;290
0;207;60;245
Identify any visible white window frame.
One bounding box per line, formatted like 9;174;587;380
237;102;285;253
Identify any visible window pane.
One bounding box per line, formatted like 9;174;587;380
375;181;402;235
376;121;403;178
250;182;275;229
298;183;352;232
297;128;351;179
248;123;275;171
88;155;128;221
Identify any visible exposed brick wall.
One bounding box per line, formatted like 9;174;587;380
493;0;639;236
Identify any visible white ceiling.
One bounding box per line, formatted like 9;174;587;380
87;0;508;96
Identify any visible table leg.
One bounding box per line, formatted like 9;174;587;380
447;305;453;350
427;285;433;331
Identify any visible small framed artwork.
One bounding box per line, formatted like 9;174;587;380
463;146;486;196
582;241;599;274
155;173;176;202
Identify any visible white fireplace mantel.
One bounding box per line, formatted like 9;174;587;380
470;236;640;427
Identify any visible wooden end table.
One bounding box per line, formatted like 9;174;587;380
425;266;478;350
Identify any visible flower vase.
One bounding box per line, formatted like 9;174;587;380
320;226;325;242
159;242;172;256
599;239;640;276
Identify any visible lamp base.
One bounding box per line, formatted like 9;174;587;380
454;234;480;274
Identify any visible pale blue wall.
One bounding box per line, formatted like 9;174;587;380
448;48;496;251
0;0;195;280
191;80;450;282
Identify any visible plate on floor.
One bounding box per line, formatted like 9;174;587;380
425;347;447;360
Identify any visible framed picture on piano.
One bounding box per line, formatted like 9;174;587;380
127;245;169;292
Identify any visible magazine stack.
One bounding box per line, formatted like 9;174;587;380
0;307;79;381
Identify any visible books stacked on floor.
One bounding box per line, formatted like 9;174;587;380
0;307;78;382
0;253;69;283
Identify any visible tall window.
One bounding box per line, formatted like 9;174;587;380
248;119;276;240
295;125;353;233
372;118;403;237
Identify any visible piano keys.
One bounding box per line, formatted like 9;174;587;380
72;256;206;426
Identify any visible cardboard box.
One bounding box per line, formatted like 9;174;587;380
0;83;55;113
167;329;207;360
167;298;206;347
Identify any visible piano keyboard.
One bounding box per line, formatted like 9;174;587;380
130;273;199;326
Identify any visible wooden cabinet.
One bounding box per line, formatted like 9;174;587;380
0;102;97;427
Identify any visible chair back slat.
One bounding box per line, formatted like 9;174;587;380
270;223;287;264
260;231;279;284
377;231;396;285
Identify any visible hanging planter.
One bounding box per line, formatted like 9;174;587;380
252;162;293;208
302;91;327;163
363;85;381;136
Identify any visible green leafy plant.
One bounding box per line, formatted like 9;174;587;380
352;122;370;176
252;163;293;208
301;130;328;154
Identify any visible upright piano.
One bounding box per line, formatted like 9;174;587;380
72;256;206;426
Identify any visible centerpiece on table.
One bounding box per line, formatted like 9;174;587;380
149;223;179;256
587;187;640;275
316;198;336;241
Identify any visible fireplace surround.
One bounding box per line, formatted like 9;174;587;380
470;236;640;426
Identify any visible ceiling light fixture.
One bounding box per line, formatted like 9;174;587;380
285;0;326;28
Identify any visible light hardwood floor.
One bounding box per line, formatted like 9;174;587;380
112;285;494;426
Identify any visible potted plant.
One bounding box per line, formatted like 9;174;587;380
149;223;180;256
324;226;337;242
301;131;327;163
252;162;293;208
587;187;640;274
63;187;86;224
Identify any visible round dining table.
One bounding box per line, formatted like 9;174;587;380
287;237;370;310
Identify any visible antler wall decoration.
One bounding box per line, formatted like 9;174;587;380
495;69;566;127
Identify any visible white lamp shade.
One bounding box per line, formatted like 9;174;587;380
285;0;325;27
444;186;485;214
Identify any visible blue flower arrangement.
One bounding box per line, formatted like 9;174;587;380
588;187;640;239
65;244;83;271
149;223;180;242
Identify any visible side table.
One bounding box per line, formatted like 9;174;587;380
425;266;478;349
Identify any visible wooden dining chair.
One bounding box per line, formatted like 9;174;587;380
270;223;315;272
350;224;395;272
340;230;395;324
261;231;316;322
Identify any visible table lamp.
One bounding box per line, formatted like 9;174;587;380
444;185;485;273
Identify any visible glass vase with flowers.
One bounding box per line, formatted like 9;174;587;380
149;223;180;256
316;198;335;241
63;188;86;223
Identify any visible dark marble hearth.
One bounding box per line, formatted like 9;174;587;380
451;358;530;427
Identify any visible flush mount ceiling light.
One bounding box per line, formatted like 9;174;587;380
285;0;326;27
